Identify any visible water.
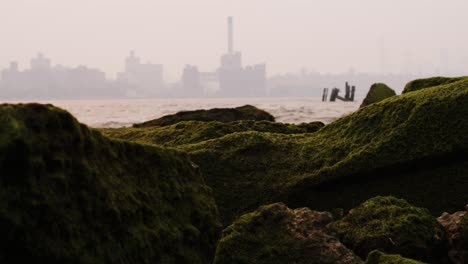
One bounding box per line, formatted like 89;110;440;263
2;97;361;128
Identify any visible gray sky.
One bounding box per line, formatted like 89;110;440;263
1;0;467;80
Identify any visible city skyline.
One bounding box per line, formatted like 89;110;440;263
1;0;467;80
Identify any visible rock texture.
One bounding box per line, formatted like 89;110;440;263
437;206;468;263
402;76;466;94
102;120;324;147
330;196;447;263
213;203;362;264
360;83;396;107
133;105;275;127
365;250;426;264
0;103;221;264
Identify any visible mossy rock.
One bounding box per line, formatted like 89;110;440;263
106;77;468;226
133;105;275;127
102;120;324;147
360;83;396;107
365;250;426;264
402;76;467;94
185;77;468;224
214;203;362;264
0;103;221;263
330;196;446;262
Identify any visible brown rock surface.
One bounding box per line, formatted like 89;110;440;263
437;206;468;264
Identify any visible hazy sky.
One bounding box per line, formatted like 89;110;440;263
1;0;467;80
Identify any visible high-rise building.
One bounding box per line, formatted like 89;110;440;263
218;17;266;97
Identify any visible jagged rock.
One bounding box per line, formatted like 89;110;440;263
437;206;468;263
133;105;275;127
213;203;362;264
0;103;221;264
365;250;426;264
360;83;396;107
402;76;466;94
330;196;447;263
102;120;324;147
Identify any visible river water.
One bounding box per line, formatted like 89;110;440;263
2;97;361;128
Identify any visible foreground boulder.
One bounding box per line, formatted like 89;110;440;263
0;104;220;263
360;83;396;107
102;120;324;147
214;203;362;264
402;76;466;94
133;105;275;127
365;251;425;264
330;196;446;263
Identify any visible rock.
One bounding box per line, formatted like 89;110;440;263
133;105;275;127
213;203;363;264
329;196;447;263
102;120;324;147
365;250;426;264
0;103;221;263
402;76;466;94
437;207;468;263
105;77;468;226
360;83;396;107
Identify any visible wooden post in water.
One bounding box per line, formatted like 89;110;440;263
345;82;351;100
326;82;357;102
329;88;340;102
322;88;329;102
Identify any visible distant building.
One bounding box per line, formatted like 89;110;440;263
30;53;51;70
182;65;203;97
217;17;266;97
116;51;164;97
0;53;115;99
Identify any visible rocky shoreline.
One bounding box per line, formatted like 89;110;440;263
0;76;468;263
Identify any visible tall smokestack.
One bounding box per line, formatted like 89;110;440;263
228;16;233;54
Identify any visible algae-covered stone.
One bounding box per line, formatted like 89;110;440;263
102;120;324;147
0;103;220;263
133;105;275;127
105;77;468;226
181;77;468;224
365;251;426;264
402;76;466;94
214;203;362;264
360;83;396;107
330;196;446;262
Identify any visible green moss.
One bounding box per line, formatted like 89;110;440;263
133;105;275;127
365;250;426;264
103;77;468;227
330;196;446;262
360;83;396;107
213;203;361;264
0;103;220;263
102;120;324;147
184;77;468;224
402;76;467;94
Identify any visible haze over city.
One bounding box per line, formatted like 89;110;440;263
1;0;467;80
